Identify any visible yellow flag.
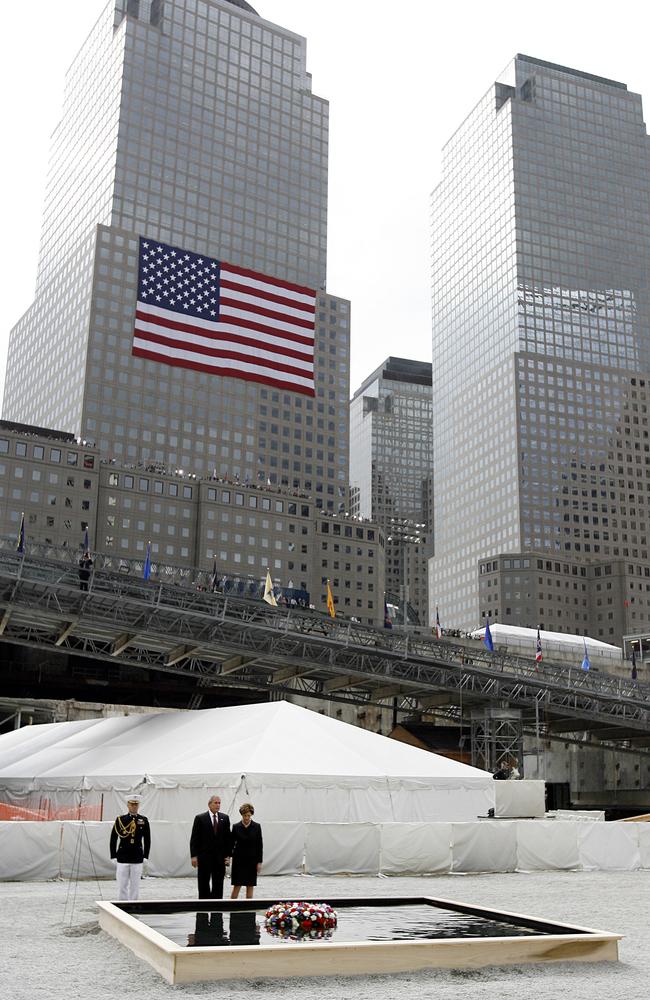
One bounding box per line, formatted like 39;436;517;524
326;579;335;618
263;568;277;606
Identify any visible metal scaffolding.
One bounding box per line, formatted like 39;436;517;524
470;708;523;772
0;547;649;759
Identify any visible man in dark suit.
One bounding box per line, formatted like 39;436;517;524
190;794;231;898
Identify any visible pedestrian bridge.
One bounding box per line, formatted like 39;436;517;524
0;543;648;758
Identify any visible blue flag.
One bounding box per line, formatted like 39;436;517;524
581;639;590;672
83;526;90;554
435;606;442;639
483;619;494;652
17;512;25;554
631;649;637;681
143;541;152;581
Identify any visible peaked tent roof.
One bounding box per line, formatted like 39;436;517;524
0;700;490;783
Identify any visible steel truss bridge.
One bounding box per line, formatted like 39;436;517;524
1;547;649;760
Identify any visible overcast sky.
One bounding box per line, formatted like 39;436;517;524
1;0;649;400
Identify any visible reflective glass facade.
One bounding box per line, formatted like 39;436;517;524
350;358;432;616
3;0;349;509
430;55;650;636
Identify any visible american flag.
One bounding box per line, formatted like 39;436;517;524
535;627;543;664
132;237;315;396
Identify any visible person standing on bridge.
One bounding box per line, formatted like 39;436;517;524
190;794;231;898
78;551;93;592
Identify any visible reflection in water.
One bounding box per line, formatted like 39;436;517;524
187;912;229;947
139;904;549;950
229;911;260;946
185;911;260;948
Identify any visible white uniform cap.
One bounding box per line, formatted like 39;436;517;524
126;794;142;804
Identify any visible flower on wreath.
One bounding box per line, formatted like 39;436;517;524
264;901;337;941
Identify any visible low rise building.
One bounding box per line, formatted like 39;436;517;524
0;420;385;626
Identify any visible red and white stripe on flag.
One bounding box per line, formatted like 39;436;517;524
132;237;315;396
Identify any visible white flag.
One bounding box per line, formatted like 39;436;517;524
263;569;277;606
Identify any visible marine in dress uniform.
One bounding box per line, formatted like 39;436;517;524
109;795;151;901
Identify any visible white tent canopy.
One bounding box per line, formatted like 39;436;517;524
0;700;493;823
470;623;620;653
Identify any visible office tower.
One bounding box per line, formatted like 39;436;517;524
350;357;432;622
3;0;349;513
429;55;650;642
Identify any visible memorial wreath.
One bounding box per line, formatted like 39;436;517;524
264;901;338;941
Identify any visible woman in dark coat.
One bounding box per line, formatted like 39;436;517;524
230;802;263;899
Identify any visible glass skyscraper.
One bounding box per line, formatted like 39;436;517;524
2;0;349;510
430;54;650;639
350;357;432;621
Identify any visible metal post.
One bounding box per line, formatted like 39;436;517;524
535;697;540;779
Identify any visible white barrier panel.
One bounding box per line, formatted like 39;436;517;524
452;821;517;873
61;821;115;878
262;822;305;875
547;809;605;822
578;822;641;871
385;783;493;823
2;819;648;879
304;823;380;875
637;825;650;869
0;821;61;880
148;821;194;878
516;820;579;871
380;823;451;875
495;781;545;818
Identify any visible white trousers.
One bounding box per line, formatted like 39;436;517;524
115;862;143;901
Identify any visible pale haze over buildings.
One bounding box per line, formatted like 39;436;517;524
2;1;650;395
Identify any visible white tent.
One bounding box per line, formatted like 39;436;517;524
0;700;493;823
470;623;619;652
470;624;621;668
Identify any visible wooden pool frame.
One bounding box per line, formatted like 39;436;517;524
97;895;621;985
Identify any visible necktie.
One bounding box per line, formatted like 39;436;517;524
212;812;218;833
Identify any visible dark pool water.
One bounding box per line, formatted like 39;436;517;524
135;904;546;948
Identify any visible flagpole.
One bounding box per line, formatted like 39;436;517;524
535;697;540;779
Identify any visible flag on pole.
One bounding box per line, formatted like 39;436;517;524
132;237;316;396
483;619;494;652
263;568;277;606
143;541;152;581
17;512;25;554
326;580;336;619
435;606;442;639
210;557;219;592
383;601;393;629
535;628;543;666
83;526;90;554
581;639;590;672
631;648;637;681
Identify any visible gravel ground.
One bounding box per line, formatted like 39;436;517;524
0;871;647;999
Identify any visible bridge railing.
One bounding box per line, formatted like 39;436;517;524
1;544;649;711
